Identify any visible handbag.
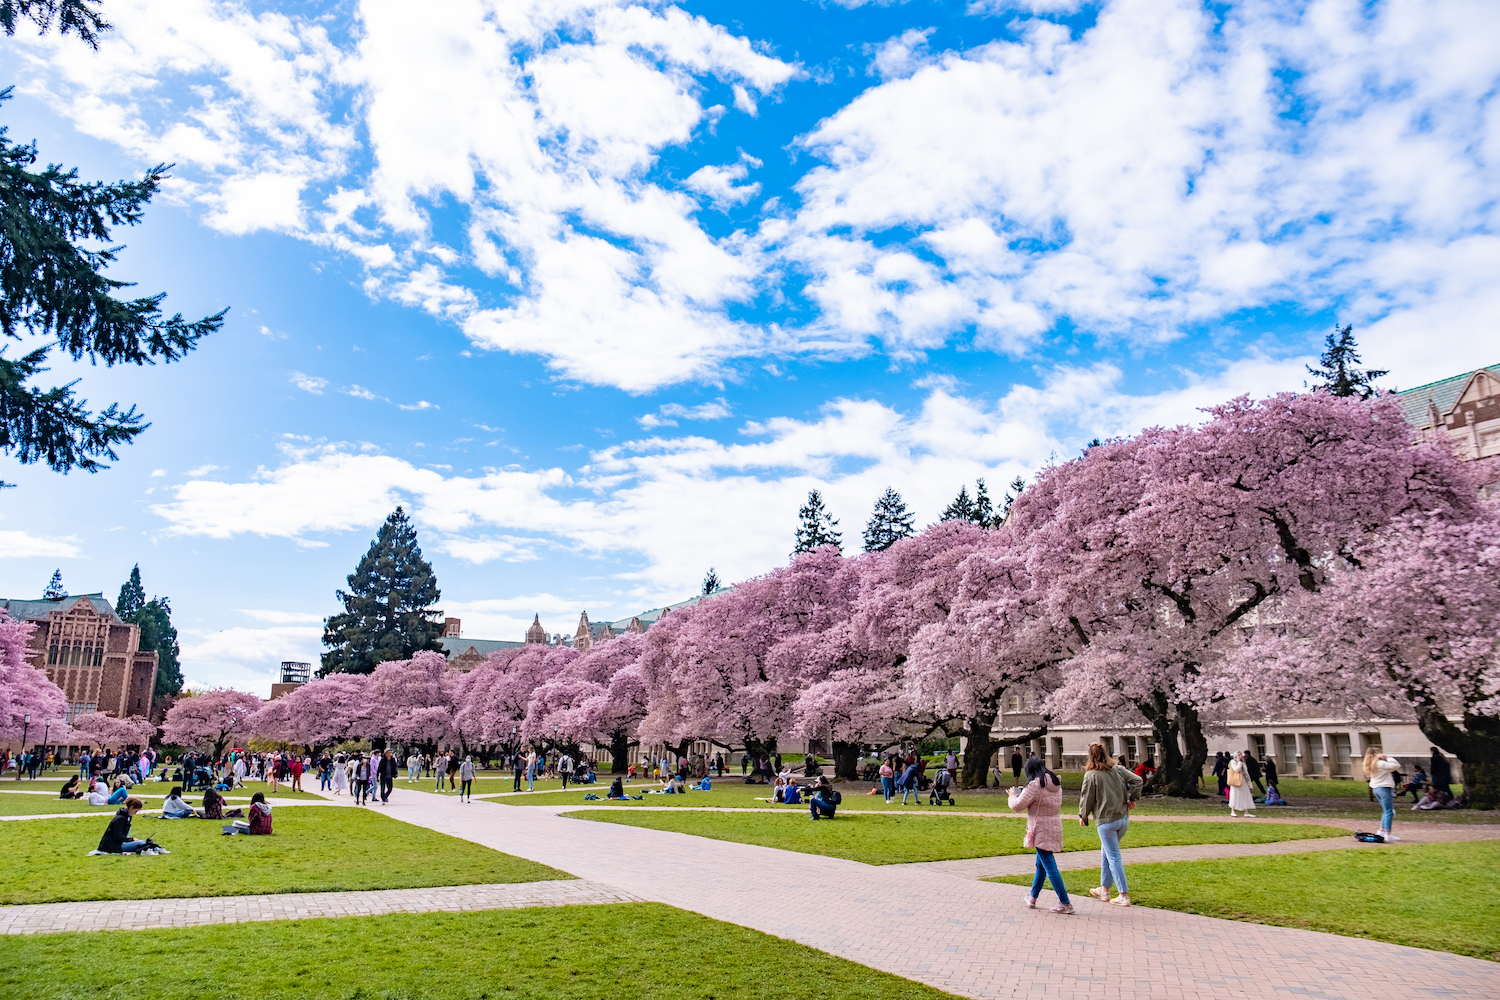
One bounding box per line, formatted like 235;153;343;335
1227;767;1243;787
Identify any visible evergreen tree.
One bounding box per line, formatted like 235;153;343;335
0;0;109;47
1001;475;1026;524
701;567;721;596
321;506;443;675
42;568;66;599
115;563;145;619
863;487;916;552
0;83;225;487
941;485;975;523
136;597;182;699
1307;324;1387;399
792;489;842;555
973;478;996;528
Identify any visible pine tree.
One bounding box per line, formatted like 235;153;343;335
863;487;916;552
42;568;66;599
116;563;145;619
792;489;842;555
0;82;225;487
136;597;182;699
974;478;996;528
701;567;721;596
941;485;975;523
1001;475;1026;524
1307;324;1387;399
321;506;443;675
0;1;109;47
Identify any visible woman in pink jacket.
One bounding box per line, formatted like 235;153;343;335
1008;756;1073;914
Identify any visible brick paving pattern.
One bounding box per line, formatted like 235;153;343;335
0;879;637;935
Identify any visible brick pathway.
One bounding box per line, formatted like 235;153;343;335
0;879;637;935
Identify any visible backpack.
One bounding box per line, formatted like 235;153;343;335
1353;830;1383;843
831;790;842;805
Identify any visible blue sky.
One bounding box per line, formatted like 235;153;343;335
1;0;1497;693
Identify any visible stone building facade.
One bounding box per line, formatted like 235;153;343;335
1;594;158;721
1398;363;1500;492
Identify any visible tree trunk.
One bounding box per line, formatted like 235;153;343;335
960;711;996;790
1169;702;1209;798
1135;690;1205;799
1417;705;1500;810
609;730;630;773
833;740;860;780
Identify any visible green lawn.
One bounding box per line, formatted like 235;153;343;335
988;840;1500;961
0;902;951;1000
0;790;319;816
0;806;569;904
564;811;1346;865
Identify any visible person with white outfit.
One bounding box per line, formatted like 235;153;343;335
331;757;349;795
1227;751;1256;817
1364;748;1402;841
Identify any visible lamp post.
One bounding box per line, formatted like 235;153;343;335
41;719;50;773
17;714;30;780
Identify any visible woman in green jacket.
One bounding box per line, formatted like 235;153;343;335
1078;743;1143;906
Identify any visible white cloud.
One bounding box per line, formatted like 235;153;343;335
186;464;223;477
345;385;385;401
684;159;762;210
150;469;166;477
399;400;438;411
0;531;83;559
289;371;328;394
179;623;323;691
637;398;733;428
236;608;324;624
149;357;1309;603
868;28;934;80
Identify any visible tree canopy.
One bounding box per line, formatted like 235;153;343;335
1307;324;1387;399
41;568;65;599
321;506;444;675
0;0;108;47
114;564;182;698
862;487;915;552
792;489;841;555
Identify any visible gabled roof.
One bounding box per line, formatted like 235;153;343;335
1397;364;1499;428
1;593;119;623
436;636;524;659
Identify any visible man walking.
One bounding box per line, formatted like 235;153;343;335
1244;751;1265;794
433;752;448;792
379;750;397;803
559;752;574;789
407;752;420;783
512;753;524;792
353;755;370;805
459;755;476;802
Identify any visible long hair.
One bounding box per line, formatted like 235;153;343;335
1361;747;1381;780
1085;742;1115;771
1023;755;1059;788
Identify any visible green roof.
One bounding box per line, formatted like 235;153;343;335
437;636;524;658
1396;364;1499;427
1;593;118;623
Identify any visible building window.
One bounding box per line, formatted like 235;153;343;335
47;644;58;664
92;646;103;667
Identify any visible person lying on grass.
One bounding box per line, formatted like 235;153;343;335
97;797;147;854
162;787;199;819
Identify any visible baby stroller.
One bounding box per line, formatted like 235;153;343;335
929;767;956;806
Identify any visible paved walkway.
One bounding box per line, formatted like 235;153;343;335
0;879;636;935
363;790;1500;999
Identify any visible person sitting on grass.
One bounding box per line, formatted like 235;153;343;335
202;786;225;821
663;774;686;795
809;777;838;821
783;780;803;805
59;775;82;799
1413;784;1445;810
693;774;712;791
246;792;273;834
106;778;130;805
1263;784;1287;806
97;797;147;854
608;776;626;800
162;787;198;819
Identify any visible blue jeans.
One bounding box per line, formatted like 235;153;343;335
107;788;129;805
1031;849;1070;904
1373;786;1395;832
900;781;917;805
1096;816;1130;894
118;839;146;853
810;799;835;820
881;777;893;800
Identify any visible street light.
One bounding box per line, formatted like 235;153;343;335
17;714;30;781
41;719;50;773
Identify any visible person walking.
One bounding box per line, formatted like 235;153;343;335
378;750;397;804
433;752;449;792
1243;751;1265;794
526;750;538;791
879;758;895;803
1010;748;1024;786
944;749;959;778
353;755;370;805
559;752;574;789
406;752;419;782
1364;748;1402;842
1429;747;1453;797
1227;751;1256;818
1009;756;1073;914
1213;751;1230;799
331;756;349;796
899;758;921;805
1078;742;1142;907
459;755;476;802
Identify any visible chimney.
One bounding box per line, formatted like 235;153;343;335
444;617;462;637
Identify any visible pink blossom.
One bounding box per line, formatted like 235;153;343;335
162;689;263;758
68;712;155;749
0;612;66;742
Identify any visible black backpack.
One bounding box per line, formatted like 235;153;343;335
1353;830;1383;843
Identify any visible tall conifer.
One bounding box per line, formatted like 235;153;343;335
792;490;842;555
1307;325;1387;399
115;564;145;619
42;568;66;599
941;485;975;523
321;506;443;675
114;564;181;698
863;487;916;552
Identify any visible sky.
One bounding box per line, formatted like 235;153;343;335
1;0;1497;695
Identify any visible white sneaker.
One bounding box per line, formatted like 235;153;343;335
1088;887;1111;901
1383;832;1400;842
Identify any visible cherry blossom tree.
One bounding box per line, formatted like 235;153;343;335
162;688;262;759
526;632;649;772
69;711;154;749
453;645;578;754
1225;506;1500;807
1014;393;1477;796
368;650;455;752
247;672;374;750
0;612;66;743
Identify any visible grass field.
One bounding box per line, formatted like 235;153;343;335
0;790;319;816
564;810;1347;865
989;840;1500;961
0;902;952;1000
0;806;569;904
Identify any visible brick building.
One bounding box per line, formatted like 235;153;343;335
1;593;158;721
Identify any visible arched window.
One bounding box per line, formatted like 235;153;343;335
93;646;103;667
47;644;58;665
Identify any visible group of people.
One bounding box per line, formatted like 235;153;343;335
93;791;273;854
873;749;941;804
